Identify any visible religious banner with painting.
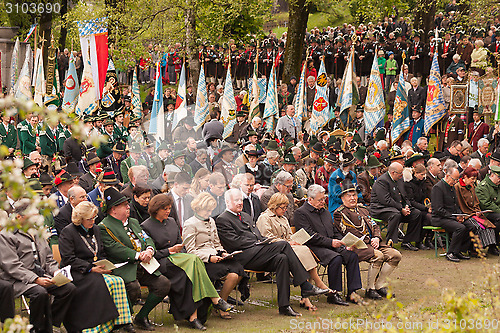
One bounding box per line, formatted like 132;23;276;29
477;75;498;119
450;85;468;114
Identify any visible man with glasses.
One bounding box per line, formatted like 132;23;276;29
370;162;424;250
189;148;210;175
431;165;475;262
261;171;297;227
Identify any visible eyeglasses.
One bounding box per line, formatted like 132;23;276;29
277;204;288;210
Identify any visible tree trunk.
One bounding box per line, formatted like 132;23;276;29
185;0;200;94
58;0;68;50
414;0;436;44
283;0;309;84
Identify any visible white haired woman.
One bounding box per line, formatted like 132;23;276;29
183;192;249;319
470;39;488;76
256;192;331;311
58;201;133;333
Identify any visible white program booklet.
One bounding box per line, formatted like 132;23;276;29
94;259;116;271
341;232;368;249
52;265;73;286
290;228;313;245
140;257;160;274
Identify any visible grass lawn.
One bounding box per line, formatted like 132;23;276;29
132;249;498;332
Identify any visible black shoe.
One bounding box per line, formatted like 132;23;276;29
488;246;500;256
278;305;301;316
133;317;155;331
301;285;329;298
456;252;470;260
120;324;136;333
424;239;435;250
227;295;244;306
326;292;349;306
401;242;419;251
237;283;250;302
188;318;207;331
376;287;394;298
256;273;273;282
365;289;383;300
213;298;234;312
416;242;430;250
445;253;460;262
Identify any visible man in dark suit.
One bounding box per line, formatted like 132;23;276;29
369;162;424;250
443;140;463;164
216;189;328;317
407;77;425;111
437;112;465;151
470;138;489;168
238;173;262;222
294;184;362;305
166;172;194;230
53;186;88;236
0;279;15;322
423;158;443;198
208;172;227;218
431;165;474;262
79;152;101;193
189;148;210;175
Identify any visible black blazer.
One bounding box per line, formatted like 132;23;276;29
166;191;194;229
215;211;264;265
404;178;429;212
63;137;83;163
189;160;209;175
79;172;96;193
293;202;343;265
408;86;426;110
242;193;262;222
431;179;462;220
370;172;409;216
141;217;182;260
54;202;73;236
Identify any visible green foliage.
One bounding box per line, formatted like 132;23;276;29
0;315;31;333
348;0;409;24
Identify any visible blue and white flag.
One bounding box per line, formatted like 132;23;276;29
24;24;37;43
9;37;19;95
310;59;329;133
131;67;142;117
364;48;386;135
337;46;359;125
248;78;267;103
14;45;32;102
391;67;411;143
295;61;307;124
33;48;45;107
172;63;187;131
263;64;279;133
194;64;209;130
221;63;237;139
62;53;80;112
424;53;447;135
148;62;165;141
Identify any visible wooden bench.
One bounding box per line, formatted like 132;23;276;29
423;226;449;257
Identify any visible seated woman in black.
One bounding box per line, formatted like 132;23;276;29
141;194;233;331
129;185;151;223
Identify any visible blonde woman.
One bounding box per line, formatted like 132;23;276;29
183;193;248;319
58;201;133;333
256;193;331;311
190;168;211;197
470;40;488;76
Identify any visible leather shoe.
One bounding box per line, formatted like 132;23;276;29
401;242;419;251
376;287;394;298
488;246;500;256
326;292;349;306
227;295;244;306
365;289;383;300
133;317;155;331
213;298;234;312
301;285;329;298
117;324;136;333
416;242;430;250
456;252;470;260
445;253;460;262
278;305;301;316
188;318;206;331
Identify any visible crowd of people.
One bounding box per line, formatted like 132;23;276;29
2;2;500;332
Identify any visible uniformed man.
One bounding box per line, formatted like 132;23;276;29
0;115;17;155
113;110;128;143
96;118;115;159
333;178;402;299
19;114;39;156
315;153;336;193
120;142;147;184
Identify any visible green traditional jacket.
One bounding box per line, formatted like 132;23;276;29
476;175;500;214
120;156;146;184
97;131;115;159
99;215;158;283
39;124;59;157
113;124;128;143
57;127;71;152
0;122;17;149
18;123;37;155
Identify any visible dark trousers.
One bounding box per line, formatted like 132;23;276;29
327;249;362;294
243;241;309;307
0;280;15;322
376;208;422;243
432;217;474;254
23;283;76;332
125;266;171;307
486;213;500;243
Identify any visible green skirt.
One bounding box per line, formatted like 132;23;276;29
168;253;219;302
